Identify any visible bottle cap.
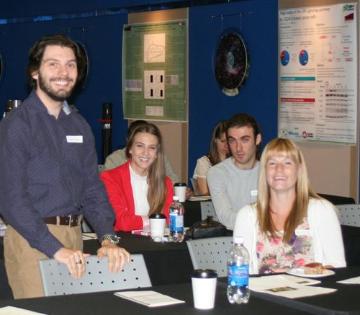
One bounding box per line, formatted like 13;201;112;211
173;195;179;201
233;236;244;244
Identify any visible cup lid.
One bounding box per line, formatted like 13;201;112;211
149;213;166;219
174;182;187;186
192;269;217;278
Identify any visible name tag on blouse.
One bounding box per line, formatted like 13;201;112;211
250;189;258;197
66;135;83;143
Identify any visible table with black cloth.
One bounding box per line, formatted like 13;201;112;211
252;266;360;315
0;281;313;315
83;232;194;286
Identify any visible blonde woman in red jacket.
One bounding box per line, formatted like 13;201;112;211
101;122;174;232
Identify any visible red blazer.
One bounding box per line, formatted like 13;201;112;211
100;161;174;231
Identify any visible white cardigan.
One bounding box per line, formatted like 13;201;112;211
233;198;346;274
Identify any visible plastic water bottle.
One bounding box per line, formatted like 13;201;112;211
169;196;184;242
227;236;250;304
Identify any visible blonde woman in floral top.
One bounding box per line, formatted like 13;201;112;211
233;138;346;274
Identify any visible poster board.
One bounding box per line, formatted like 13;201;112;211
122;20;187;122
278;3;357;144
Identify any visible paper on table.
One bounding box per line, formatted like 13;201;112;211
250;274;336;299
0;306;47;315
114;290;185;307
188;195;211;201
250;274;321;291
82;233;97;240
256;285;336;299
337;276;360;284
131;229;151;236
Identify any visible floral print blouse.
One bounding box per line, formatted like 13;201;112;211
257;217;314;274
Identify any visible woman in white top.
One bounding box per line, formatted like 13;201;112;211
193;121;229;195
234;138;346;274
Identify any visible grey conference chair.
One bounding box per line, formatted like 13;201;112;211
186;236;233;277
39;254;151;296
337;204;360;227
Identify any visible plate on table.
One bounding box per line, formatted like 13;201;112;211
287;268;335;278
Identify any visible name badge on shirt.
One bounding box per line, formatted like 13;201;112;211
250;189;258;197
66;135;83;143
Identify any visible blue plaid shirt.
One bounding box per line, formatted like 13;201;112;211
0;91;115;257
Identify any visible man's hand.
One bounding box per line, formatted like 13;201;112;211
97;240;130;273
54;248;90;279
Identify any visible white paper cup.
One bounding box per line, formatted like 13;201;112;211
149;213;166;242
174;183;187;202
191;269;217;310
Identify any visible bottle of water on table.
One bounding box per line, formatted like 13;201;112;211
169;196;184;242
227;236;250;304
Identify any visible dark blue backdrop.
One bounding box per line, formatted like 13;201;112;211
0;13;129;163
188;0;278;177
0;0;278;178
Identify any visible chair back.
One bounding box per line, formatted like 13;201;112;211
39;254;151;296
200;201;218;221
186;236;233;277
337;204;360;227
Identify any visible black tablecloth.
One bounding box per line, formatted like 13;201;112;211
84;232;194;286
0;282;312;315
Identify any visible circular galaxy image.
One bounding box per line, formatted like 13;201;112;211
214;30;249;96
280;50;290;66
299;49;309;66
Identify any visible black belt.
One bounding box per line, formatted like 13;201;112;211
44;215;82;227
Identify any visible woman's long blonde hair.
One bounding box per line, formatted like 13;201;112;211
126;122;167;215
256;138;319;243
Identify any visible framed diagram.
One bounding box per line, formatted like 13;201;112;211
122;20;187;122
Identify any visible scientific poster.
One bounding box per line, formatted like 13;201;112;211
278;3;357;143
122;21;187;122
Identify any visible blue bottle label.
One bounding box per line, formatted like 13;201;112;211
170;213;183;232
228;264;249;286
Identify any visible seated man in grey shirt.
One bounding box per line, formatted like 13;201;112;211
104;120;179;183
207;113;262;230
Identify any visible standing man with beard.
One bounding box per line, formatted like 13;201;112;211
0;34;130;299
207;113;262;230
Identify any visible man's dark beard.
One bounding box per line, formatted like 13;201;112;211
38;75;75;102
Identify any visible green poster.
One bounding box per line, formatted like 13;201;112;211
122;20;187;122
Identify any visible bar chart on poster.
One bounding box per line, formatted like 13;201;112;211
122;20;187;122
278;3;357;144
